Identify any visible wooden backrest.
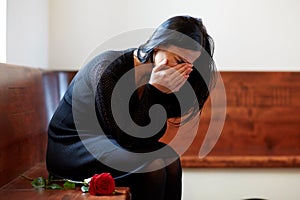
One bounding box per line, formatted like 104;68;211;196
0;63;76;187
163;72;300;167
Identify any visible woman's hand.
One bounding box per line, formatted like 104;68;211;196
149;59;193;94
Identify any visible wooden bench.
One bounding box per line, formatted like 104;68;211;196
0;63;130;199
1;62;300;198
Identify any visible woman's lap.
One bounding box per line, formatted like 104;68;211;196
46;135;180;180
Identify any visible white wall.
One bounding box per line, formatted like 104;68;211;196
0;0;6;63
49;0;130;69
6;0;48;68
49;0;300;71
183;168;300;200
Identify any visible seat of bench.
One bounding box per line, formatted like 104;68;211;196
0;162;130;200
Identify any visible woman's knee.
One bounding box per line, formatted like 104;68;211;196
145;158;166;172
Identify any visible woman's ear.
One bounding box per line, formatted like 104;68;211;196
151;49;158;64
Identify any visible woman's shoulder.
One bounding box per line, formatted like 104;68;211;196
75;48;135;91
80;48;134;72
93;48;135;64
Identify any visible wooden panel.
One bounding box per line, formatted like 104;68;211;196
0;64;77;187
0;64;48;187
162;72;300;167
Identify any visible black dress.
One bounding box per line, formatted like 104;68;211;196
46;49;182;200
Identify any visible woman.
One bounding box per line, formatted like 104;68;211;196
46;15;216;200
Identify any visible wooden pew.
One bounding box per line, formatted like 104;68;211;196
1;62;299;198
0;63;129;199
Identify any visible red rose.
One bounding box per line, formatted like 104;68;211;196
89;173;115;195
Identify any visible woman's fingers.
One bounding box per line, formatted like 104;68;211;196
159;63;193;92
149;61;193;93
168;63;193;80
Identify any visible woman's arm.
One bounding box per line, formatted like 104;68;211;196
95;66;171;148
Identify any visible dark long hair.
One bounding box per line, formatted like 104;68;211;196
137;15;217;122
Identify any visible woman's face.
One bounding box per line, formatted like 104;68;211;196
153;45;201;67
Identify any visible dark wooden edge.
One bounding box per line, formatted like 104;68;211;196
180;156;300;168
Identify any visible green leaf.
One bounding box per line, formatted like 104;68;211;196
81;185;89;193
46;183;64;190
31;177;46;189
63;181;76;190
